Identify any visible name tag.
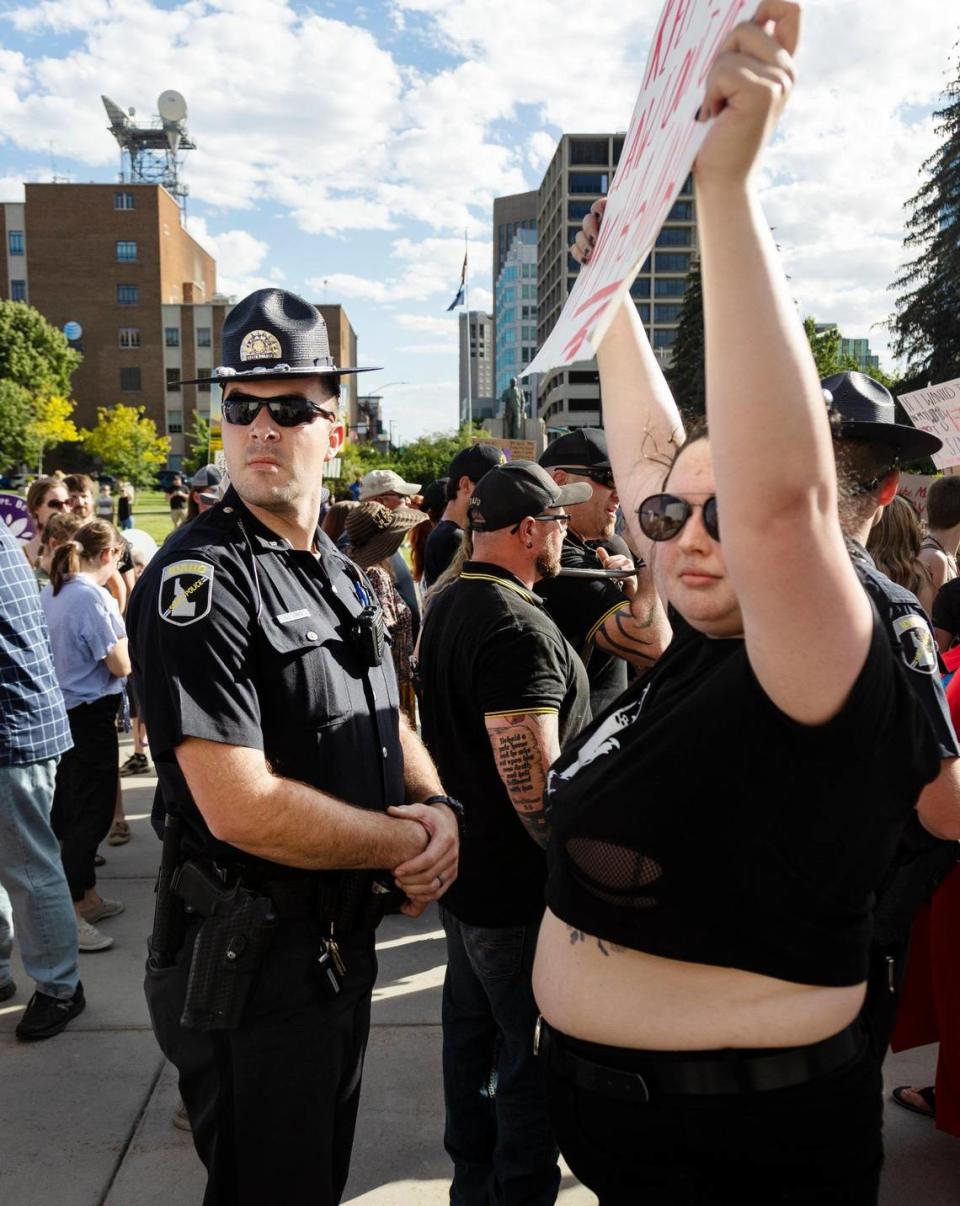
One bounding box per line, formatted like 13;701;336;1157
276;608;310;624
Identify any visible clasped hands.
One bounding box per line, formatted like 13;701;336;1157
388;802;459;918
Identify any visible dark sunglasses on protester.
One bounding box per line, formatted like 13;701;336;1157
44;498;66;511
222;394;337;428
509;512;571;535
552;465;616;489
638;493;720;542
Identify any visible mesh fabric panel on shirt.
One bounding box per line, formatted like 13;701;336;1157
566;836;662;909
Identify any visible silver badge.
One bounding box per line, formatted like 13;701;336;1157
239;330;282;362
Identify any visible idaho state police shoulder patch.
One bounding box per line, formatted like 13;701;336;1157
893;613;937;675
158;559;215;626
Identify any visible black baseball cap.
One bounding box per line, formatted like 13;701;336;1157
447;444;506;499
468;461;592;532
539;427;610;469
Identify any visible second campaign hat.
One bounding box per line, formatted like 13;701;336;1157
539;427;610;469
179;288;379;385
822;371;942;460
468;461;592;532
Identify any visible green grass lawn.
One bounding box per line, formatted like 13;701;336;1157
130;490;179;545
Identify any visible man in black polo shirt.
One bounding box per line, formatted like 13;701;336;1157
423;443;505;588
537;428;670;713
418;460;591;1206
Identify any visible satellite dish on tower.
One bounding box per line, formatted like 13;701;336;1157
158;91;187;123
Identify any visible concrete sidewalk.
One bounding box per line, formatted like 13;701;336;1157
0;747;958;1204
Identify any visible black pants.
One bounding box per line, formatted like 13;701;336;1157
51;694;120;902
545;1033;883;1205
145;916;377;1206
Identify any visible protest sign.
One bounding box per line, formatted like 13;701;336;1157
897;474;938;519
0;491;33;543
473;435;537;462
897;378;960;470
524;0;747;377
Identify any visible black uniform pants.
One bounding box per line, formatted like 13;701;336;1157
145;915;377;1206
51;694;120;902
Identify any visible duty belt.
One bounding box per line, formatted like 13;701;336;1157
535;1016;865;1102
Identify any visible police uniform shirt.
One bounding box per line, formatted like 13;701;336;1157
418;561;590;927
536;529;632;714
127;486;404;868
847;537;959;758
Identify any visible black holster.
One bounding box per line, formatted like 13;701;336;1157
148;813;185;971
173;860;278;1032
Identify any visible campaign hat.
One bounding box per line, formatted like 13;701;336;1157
539;427;610;469
468;460;592;532
822;371;941;460
345;502;428;569
359;469;421;501
178;288;379;385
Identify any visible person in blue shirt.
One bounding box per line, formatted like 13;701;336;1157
41;519;131;954
0;522;83;1040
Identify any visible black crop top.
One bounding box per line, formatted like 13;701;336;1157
544;613;941;987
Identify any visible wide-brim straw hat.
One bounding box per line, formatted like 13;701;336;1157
345;502;428;569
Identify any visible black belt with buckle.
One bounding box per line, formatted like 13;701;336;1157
255;870;400;931
534;1016;864;1103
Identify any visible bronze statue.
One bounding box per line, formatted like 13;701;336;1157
501;378;527;441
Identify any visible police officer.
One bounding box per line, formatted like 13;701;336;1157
825;371;960;1055
537;428;670;712
127;289;459;1206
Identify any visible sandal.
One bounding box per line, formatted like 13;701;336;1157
107;819;131;847
891;1085;936;1118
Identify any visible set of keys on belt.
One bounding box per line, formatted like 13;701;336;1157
315;924;346;998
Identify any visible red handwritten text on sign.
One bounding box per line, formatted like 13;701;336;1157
526;0;746;378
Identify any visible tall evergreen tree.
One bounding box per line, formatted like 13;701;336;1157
666;256;705;420
889;51;960;386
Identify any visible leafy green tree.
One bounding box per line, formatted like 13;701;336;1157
0;380;35;472
181;411;213;477
81;404;170;487
394;425;480;487
889;52;960;387
337;439;389;491
25;394;81;473
666;257;705;420
802;319;896;387
0;301;81;396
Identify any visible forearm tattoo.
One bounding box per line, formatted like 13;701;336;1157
488;714;554;849
600;605;659;664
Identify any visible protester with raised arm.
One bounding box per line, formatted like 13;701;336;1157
532;6;945;1200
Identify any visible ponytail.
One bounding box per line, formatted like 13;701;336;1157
48;519;120;595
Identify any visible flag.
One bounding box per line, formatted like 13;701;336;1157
446;248;467;311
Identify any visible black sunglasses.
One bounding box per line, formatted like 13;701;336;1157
44;498;67;511
552;465;616;489
638;493;719;542
222;394;337;428
509;512;571;535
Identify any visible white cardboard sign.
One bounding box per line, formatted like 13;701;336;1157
524;0;747;377
897;474;937;518
897;378;960;470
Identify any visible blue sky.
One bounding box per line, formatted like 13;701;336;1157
0;0;957;442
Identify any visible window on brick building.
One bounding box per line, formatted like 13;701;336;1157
11;280;26;301
166;369;181;392
167;409;183;434
8;231;24;255
197;371;211;393
114;192;136;210
196;327;212;347
117;284;138;305
165;327;180;347
118;328;141;348
120;367;142;391
116;241;138;261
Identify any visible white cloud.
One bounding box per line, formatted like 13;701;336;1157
185;216;271;299
310;234;492;306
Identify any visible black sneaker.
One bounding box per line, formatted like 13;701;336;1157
15;982;85;1041
0;979;15;1003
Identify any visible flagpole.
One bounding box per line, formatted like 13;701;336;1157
465;231;472;429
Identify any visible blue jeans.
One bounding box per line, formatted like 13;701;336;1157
0;759;80;1000
441;909;560;1206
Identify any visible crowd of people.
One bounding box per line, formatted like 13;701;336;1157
2;5;959;1202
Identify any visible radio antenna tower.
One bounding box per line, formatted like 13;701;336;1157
102;90;195;215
